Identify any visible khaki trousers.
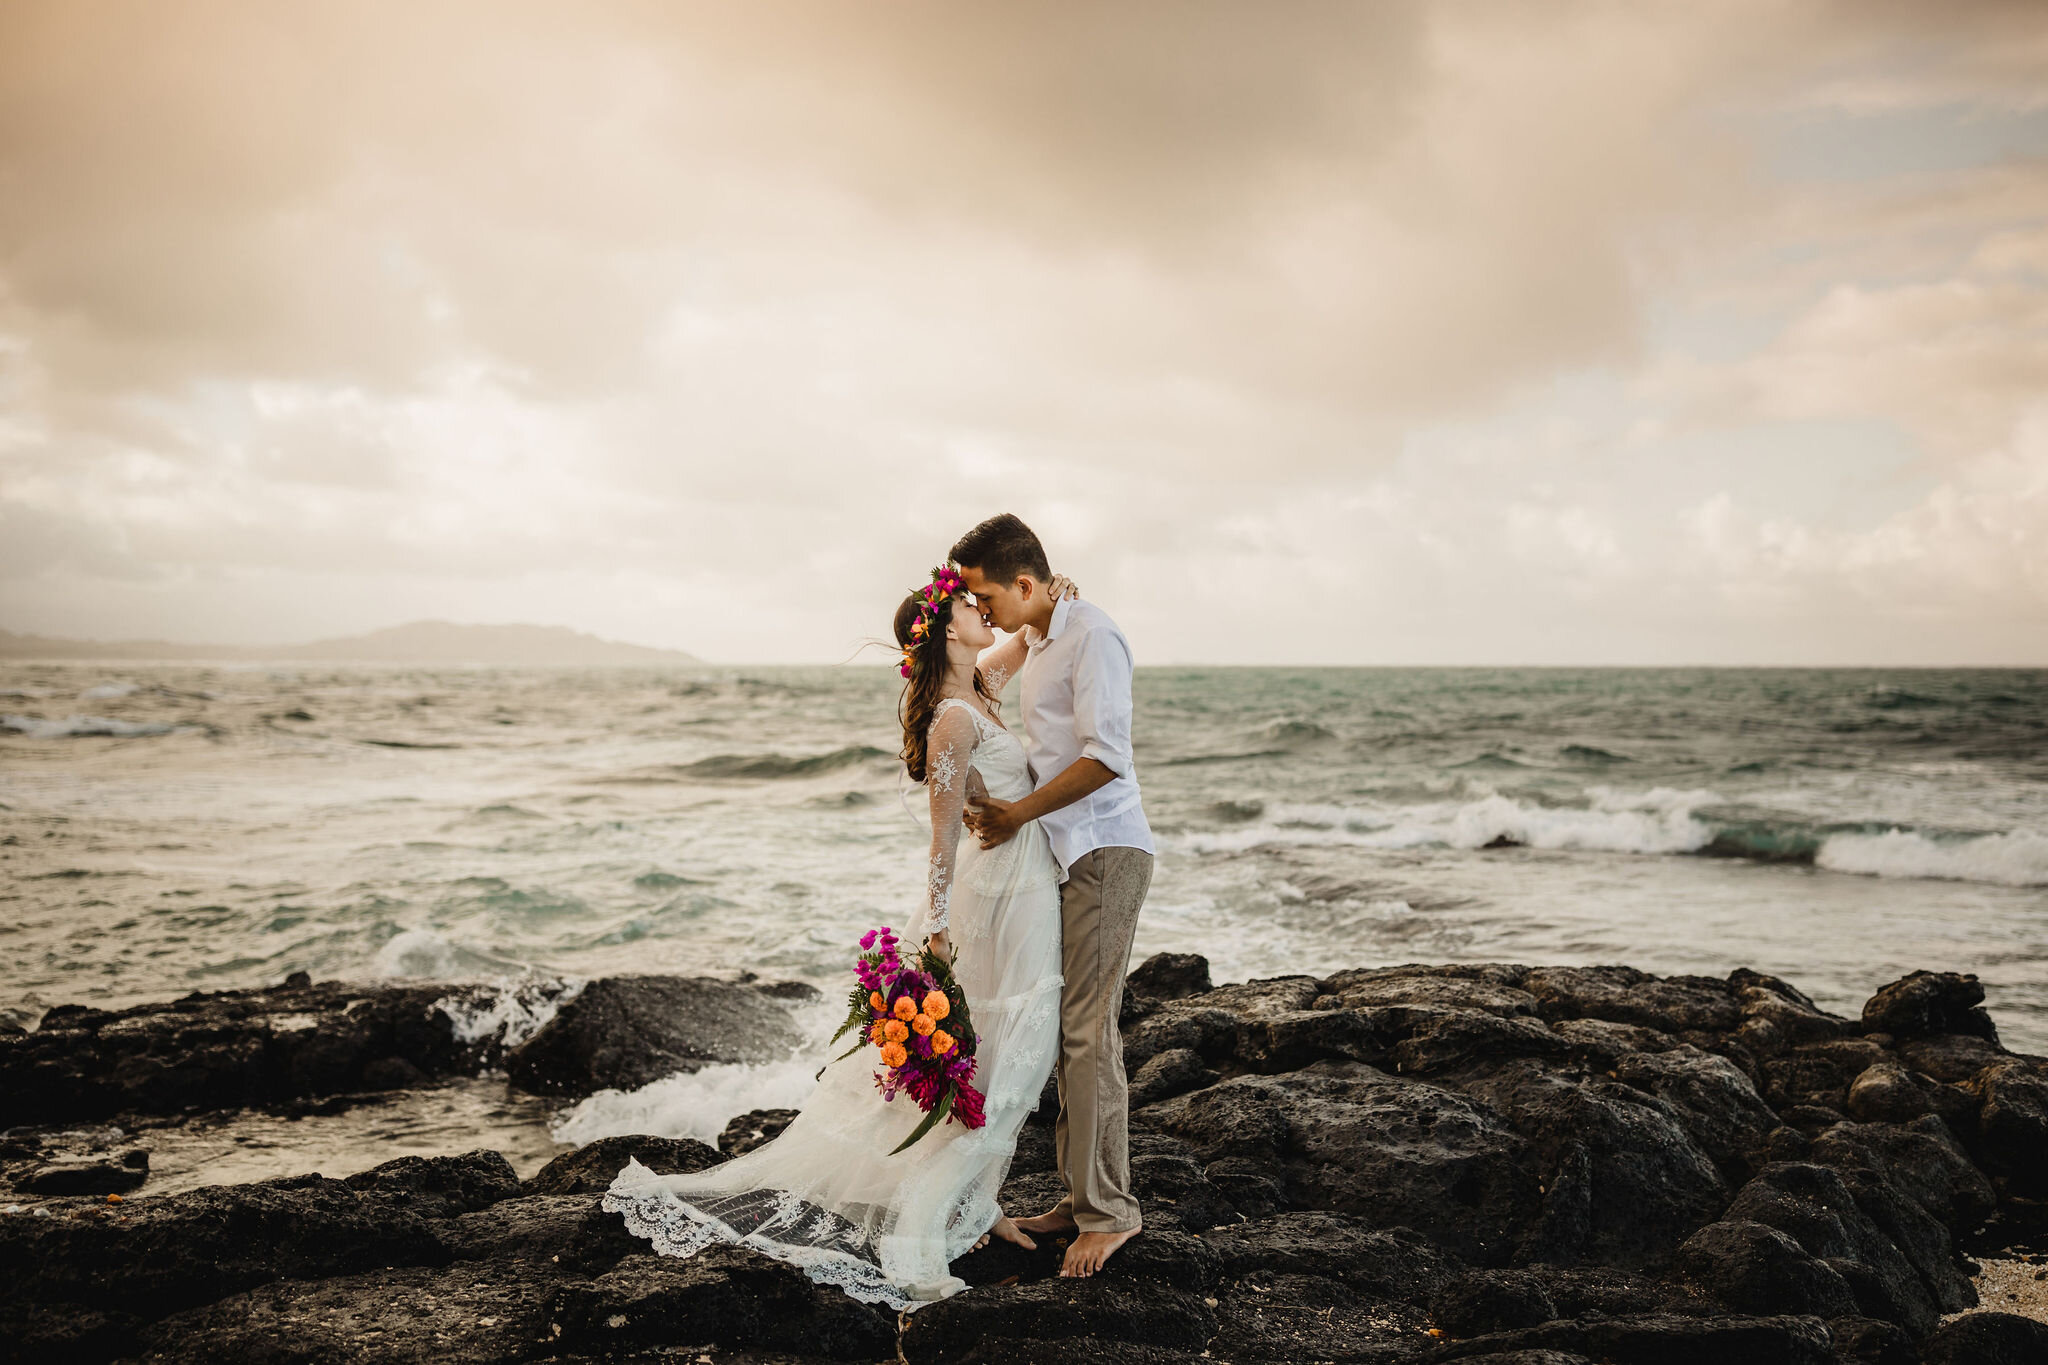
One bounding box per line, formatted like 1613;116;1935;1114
1048;845;1153;1233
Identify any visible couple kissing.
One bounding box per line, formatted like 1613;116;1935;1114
606;512;1154;1310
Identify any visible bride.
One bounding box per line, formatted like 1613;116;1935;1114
603;567;1076;1309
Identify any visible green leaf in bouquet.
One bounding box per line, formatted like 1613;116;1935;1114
889;1088;955;1155
829;984;871;1046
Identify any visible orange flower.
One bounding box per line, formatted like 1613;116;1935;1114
922;990;950;1021
880;1041;908;1068
869;990;885;1012
883;1018;909;1043
869;1022;888;1046
892;996;917;1021
912;1013;936;1036
931;1030;955;1054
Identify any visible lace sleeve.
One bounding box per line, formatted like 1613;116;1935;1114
923;703;980;934
977;630;1030;695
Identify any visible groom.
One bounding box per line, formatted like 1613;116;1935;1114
951;513;1154;1279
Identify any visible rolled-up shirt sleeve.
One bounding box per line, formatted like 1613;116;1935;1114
1069;626;1136;779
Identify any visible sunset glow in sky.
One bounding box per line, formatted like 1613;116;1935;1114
2;2;2044;663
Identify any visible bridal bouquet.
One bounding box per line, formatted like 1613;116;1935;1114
830;926;986;1152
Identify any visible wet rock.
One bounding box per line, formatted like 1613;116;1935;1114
1969;1060;2048;1196
1197;1156;1286;1226
0;1172;449;1327
1201;1212;1460;1300
1760;1037;1888;1111
1522;966;1741;1034
550;1246;896;1359
0;976;575;1125
1862;971;1998;1043
341;1149;519;1220
1121;1004;1239;1072
133;1259;562;1365
718;1106;798;1156
1673;1219;1857;1319
16;1148;149;1195
1127;1047;1216;1108
1826;1314;1918;1365
1898;1032;2009;1083
1610;1044;1780;1183
1139;1060;1541;1265
1760;1124;1813;1163
1126;952;1212;1001
1320;964;1541;1018
1722;1162;1940;1336
901;1277;1218;1365
437;1192;644;1272
1389;1009;1570;1075
949;1337;1215;1365
524;1133;724;1194
506;975;817;1098
1100;1226;1224;1290
6;956;2039;1365
1526;1266;1678;1319
1810;1116;1997;1244
1211;1269;1432;1360
1427;1312;1836;1364
1732;969;1854;1051
1847;1062;1939;1124
1920;1311;2048;1364
1781;1103;1851;1133
1431;1268;1560;1336
1453;1058;1729;1268
1550;1018;1681;1067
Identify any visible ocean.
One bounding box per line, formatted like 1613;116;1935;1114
3;661;2045;1173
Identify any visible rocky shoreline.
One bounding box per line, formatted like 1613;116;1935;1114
4;956;2047;1364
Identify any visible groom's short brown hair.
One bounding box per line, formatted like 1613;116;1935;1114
950;513;1051;584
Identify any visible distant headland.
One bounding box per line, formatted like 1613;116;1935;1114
0;620;701;667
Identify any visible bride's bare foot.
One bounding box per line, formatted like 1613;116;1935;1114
1059;1225;1141;1278
1013;1208;1078;1237
971;1214;1038;1253
991;1215;1036;1251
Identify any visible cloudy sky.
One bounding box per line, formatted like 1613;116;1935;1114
1;1;2044;664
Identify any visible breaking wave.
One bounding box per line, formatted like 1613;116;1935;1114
1181;788;2048;886
1817;828;2048;888
433;976;587;1050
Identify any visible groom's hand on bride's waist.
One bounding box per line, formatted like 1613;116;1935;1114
964;795;1024;849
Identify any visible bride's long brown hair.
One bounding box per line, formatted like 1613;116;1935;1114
895;588;998;784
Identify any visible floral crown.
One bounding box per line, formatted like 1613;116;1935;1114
900;564;965;678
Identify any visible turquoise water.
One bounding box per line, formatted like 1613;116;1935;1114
3;663;2045;1051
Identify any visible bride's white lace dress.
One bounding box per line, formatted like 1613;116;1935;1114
604;694;1063;1309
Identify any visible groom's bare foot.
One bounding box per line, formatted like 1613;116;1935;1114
1059;1225;1140;1277
1013;1208;1078;1237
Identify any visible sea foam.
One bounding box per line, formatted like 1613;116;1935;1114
1181;787;1717;858
1818;827;2048;888
433;976;587;1049
550;1054;826;1148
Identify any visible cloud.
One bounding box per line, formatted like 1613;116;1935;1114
0;1;2043;661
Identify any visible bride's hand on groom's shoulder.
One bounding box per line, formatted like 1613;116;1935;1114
964;794;1023;849
1049;573;1079;602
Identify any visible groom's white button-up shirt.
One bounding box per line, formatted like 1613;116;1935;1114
1018;596;1155;880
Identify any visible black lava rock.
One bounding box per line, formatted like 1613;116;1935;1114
1126;952;1213;1001
524;1132;724;1195
504;974;816;1098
